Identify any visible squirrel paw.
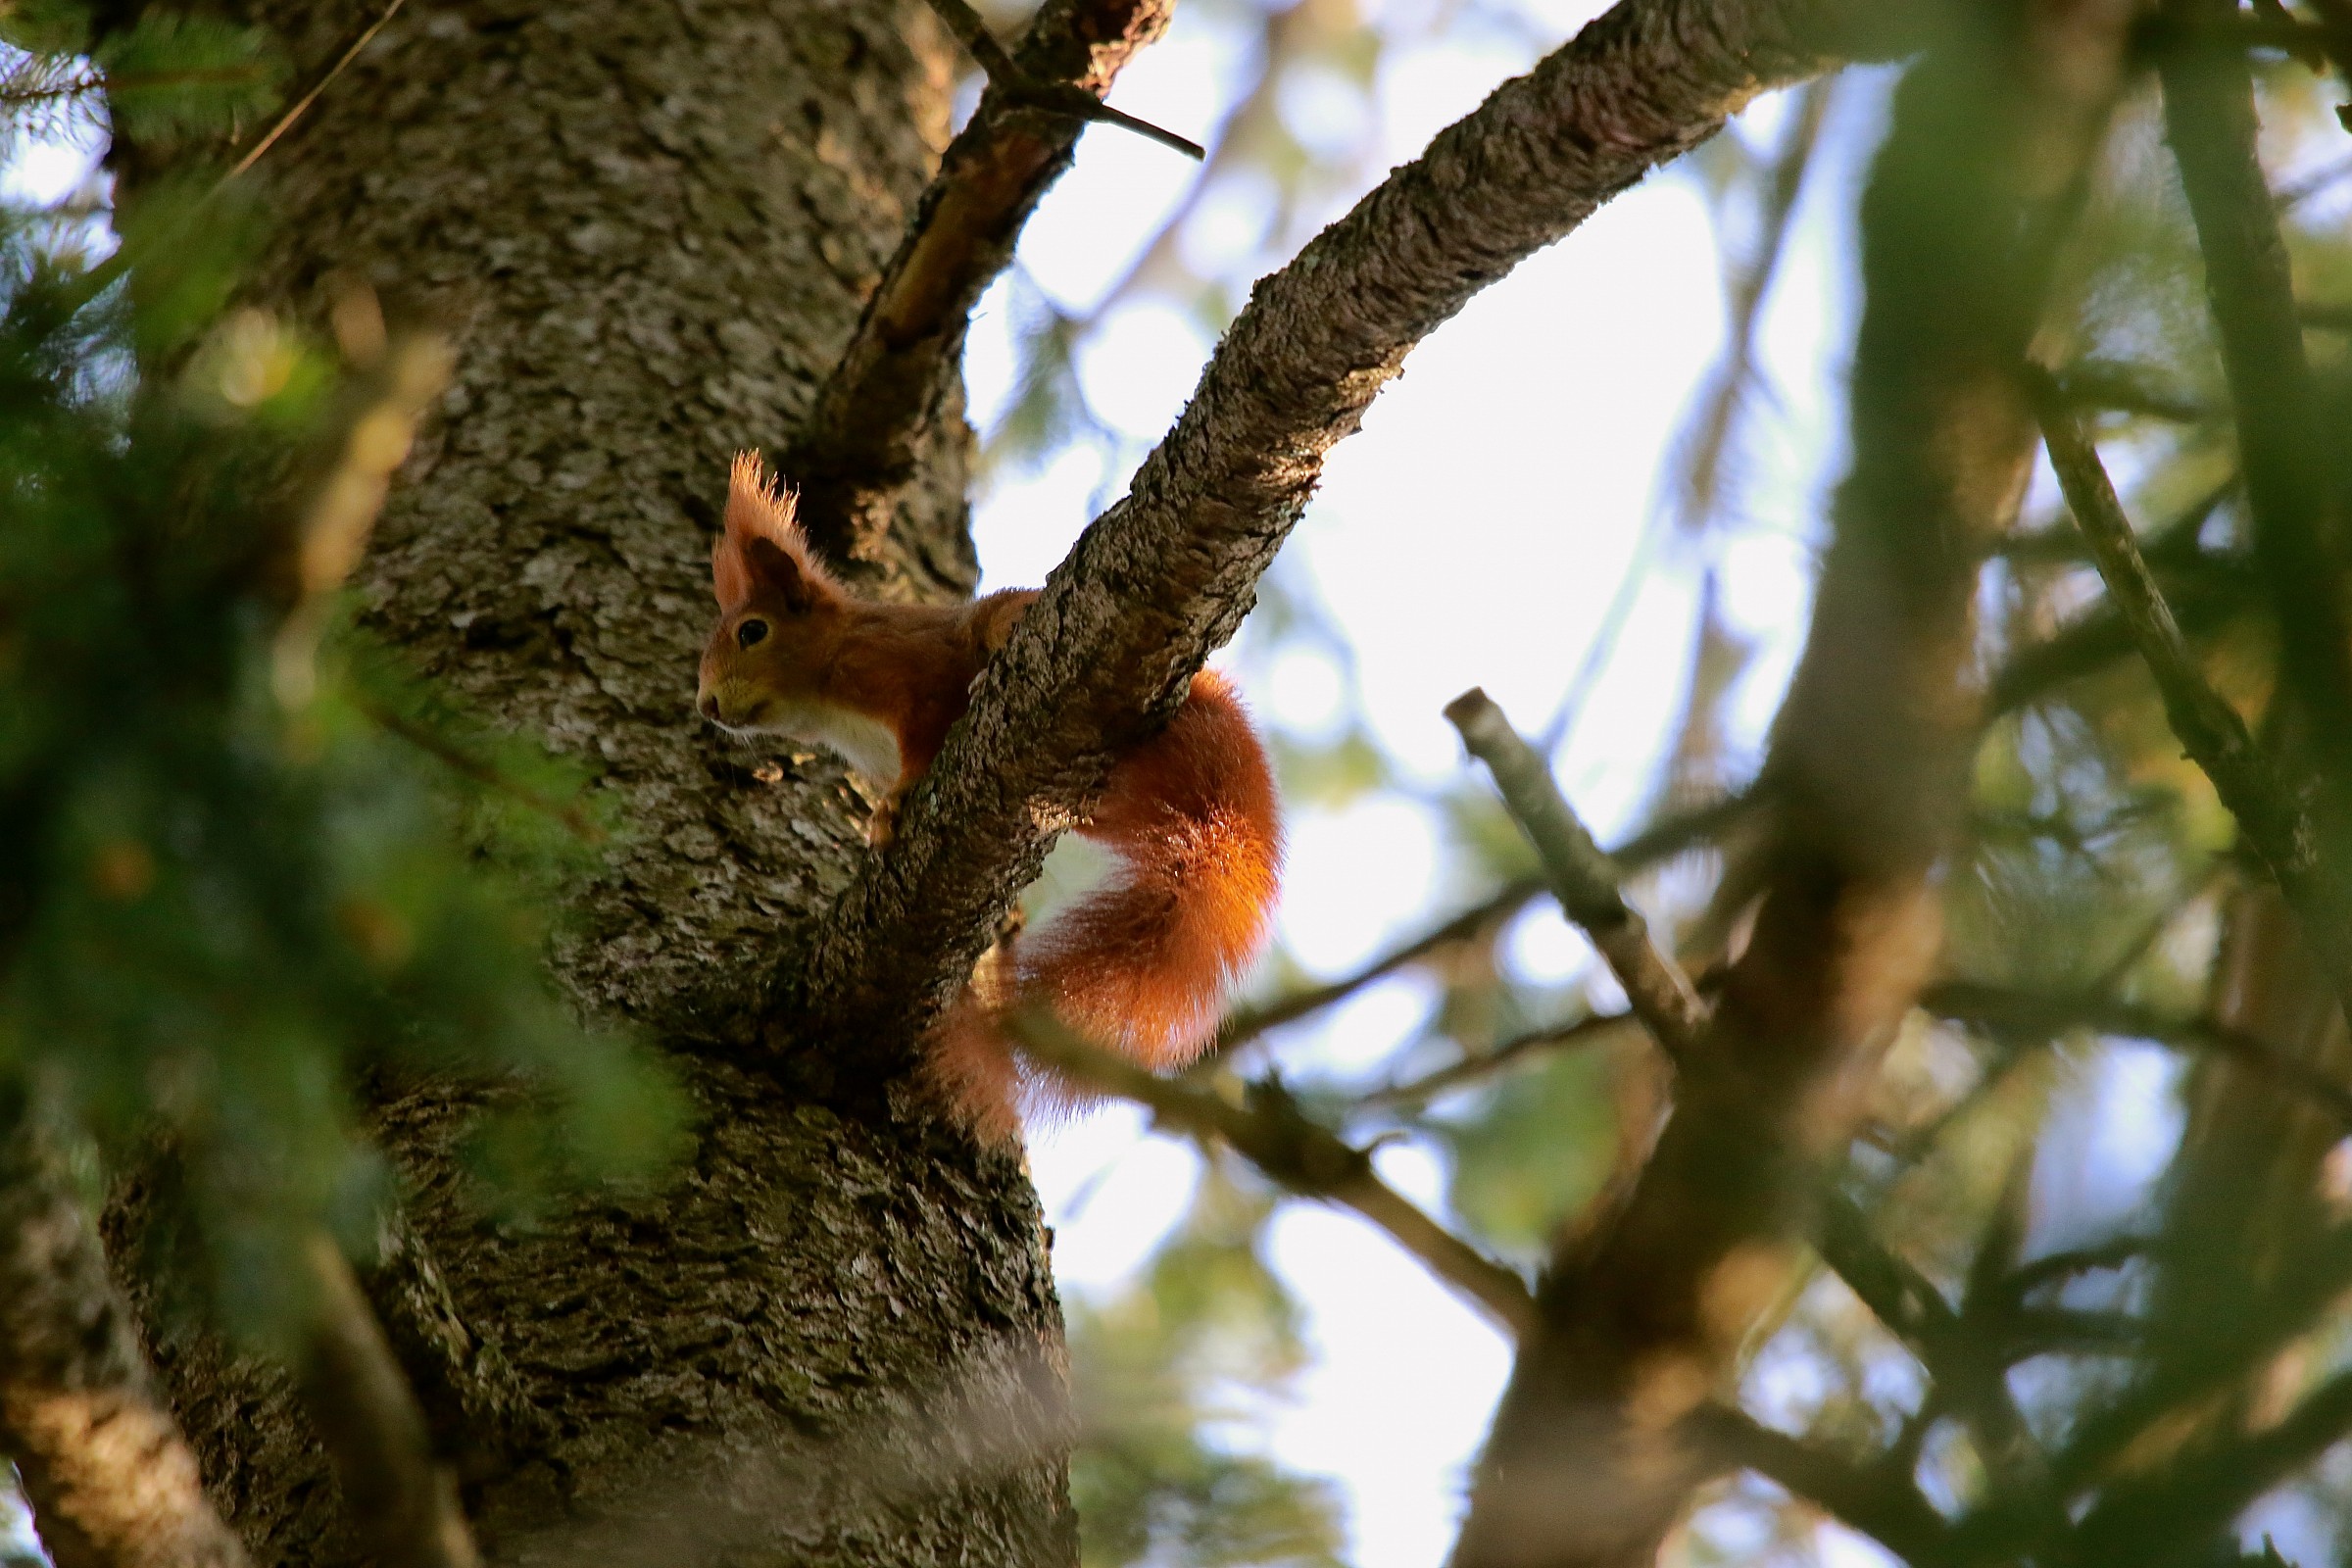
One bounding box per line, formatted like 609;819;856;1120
867;797;899;849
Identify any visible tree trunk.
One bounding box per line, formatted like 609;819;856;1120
121;4;1075;1562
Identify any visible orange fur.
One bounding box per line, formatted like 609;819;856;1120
698;454;1283;1140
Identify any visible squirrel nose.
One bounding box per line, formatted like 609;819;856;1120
698;692;719;722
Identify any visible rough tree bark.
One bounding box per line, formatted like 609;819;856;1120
74;0;2127;1562
785;0;1177;580
113;3;1076;1563
784;0;1919;1075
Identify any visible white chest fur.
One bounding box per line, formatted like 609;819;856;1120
770;700;903;785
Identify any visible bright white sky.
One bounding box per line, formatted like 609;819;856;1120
967;9;2219;1563
0;7;2226;1563
964;4;1874;1561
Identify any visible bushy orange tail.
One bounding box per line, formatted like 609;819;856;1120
924;671;1282;1138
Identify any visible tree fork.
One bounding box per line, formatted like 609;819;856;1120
110;2;1078;1561
1448;4;2138;1562
781;0;1926;1075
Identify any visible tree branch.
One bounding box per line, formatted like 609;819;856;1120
2031;384;2352;1030
1449;4;2137;1559
1213;788;1753;1082
292;1235;480;1568
1360;1010;1640;1108
223;0;410;181
920;0;1204;159
1210;875;1544;1058
1681;1402;1952;1566
2157;0;2352;776
1950;1223;2352;1559
2076;1364;2352;1559
0;1093;251;1568
786;0;1183;570
1014;1015;1539;1340
1666;76;1832;536
773;0;1909;1065
1925;978;2352;1127
1985;589;2242;715
1446;688;1709;1064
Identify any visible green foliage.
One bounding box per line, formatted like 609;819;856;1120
1432;1043;1616;1262
0;0;89;56
95;13;280;146
1949;710;2206;994
1070;1165;1346;1568
0;168;678;1346
1267;726;1390;810
0;6;280;163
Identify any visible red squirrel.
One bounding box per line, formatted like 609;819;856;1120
696;454;1283;1138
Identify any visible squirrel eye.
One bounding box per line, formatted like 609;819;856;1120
736;617;769;649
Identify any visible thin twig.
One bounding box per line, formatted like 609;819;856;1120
1210;876;1543;1056
226;0;408;180
354;694;606;845
2076;1365;2352;1559
1360;1010;1639;1107
294;1234;481;1568
1016;1012;1539;1340
1211;787;1754;1064
29;0;412;327
1948;1221;2352;1561
919;0;1204;159
2156;0;2352;778
789;0;1186;569
2031;375;2352;1031
2003;1236;2151;1301
2279;152;2352;212
1445;688;1708;1064
1816;1188;1958;1352
1925;978;2352;1127
1670;76;1833;534
1535;81;1831;758
920;0;1024;79
1819;1186;2056;1501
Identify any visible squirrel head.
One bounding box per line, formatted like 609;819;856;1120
696;452;848;731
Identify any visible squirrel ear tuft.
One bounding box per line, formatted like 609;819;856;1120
726;451;804;548
715;450;831;612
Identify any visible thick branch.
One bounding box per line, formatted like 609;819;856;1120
1446;688;1708;1064
1449;5;2136;1561
292;1236;480;1568
2033;387;2352;1028
2157;0;2352;771
777;0;1908;1059
2075;1366;2352;1560
0;1096;250;1568
1016;1016;1539;1340
786;0;1179;569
